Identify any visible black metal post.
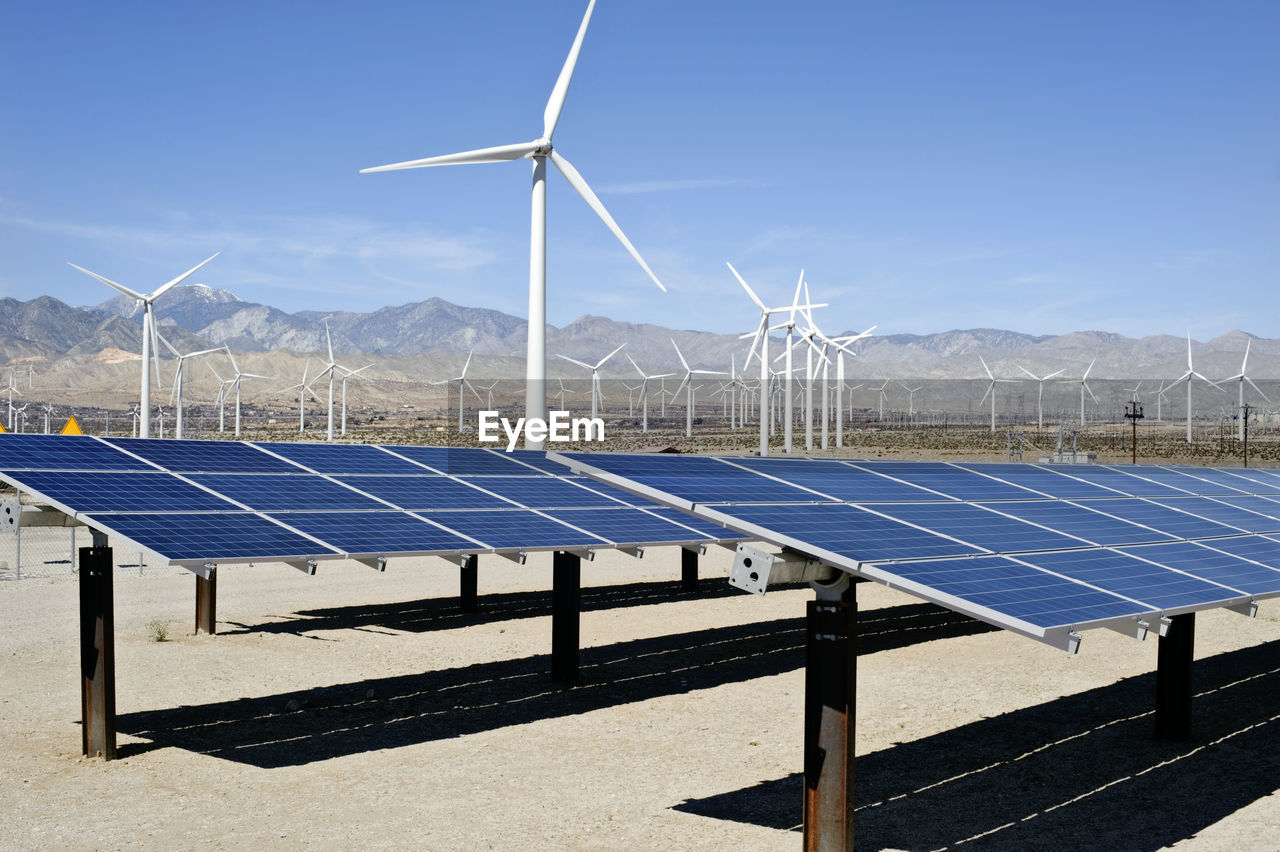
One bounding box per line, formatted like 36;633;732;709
681;546;698;591
804;581;856;852
1243;402;1251;467
1156;612;1195;740
79;539;116;759
460;554;479;613
195;567;217;635
551;551;581;683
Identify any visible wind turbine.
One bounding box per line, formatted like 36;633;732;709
14;403;29;433
209;365;235;433
360;0;664;449
556;343;625;420
5;372;21;431
225;350;270;439
626;355;672;432
41;404;56;435
339;364;373;436
1060;358;1099;427
671;339;725;438
900;384;922;420
281;361;321;433
871;380;890;421
1154;379;1170;422
979;356;1020;433
553;378;577;411
432;350;481;432
476;378;501;412
1168;334;1223;443
67;253;217;438
1220;339;1270;441
1016;365;1066;429
159;333;226;440
1124;381;1143;402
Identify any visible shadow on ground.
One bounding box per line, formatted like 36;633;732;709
118;601;993;767
673;638;1280;850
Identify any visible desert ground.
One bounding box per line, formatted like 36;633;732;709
2;526;1279;850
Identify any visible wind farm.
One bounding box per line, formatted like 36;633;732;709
3;2;1280;851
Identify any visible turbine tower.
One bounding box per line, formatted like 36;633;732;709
979;356;1019;433
68;254;217;438
1060;358;1099;427
159;333;226;440
431;350;481;433
626;355;672;433
360;0;665;449
671;339;725;438
1169;334;1222;443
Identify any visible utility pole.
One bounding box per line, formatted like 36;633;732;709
1243;402;1252;467
1125;400;1144;465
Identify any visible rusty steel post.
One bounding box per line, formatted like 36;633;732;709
681;546;698;591
1156;612;1195;740
79;541;116;760
804;580;856;852
460;554;479;613
551;551;581;683
195;567;217;635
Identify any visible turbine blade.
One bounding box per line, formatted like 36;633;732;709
1085;382;1100;404
980;381;994;405
361;141;539;172
727;262;767;311
1044;369;1065;380
156;329;181;357
595;342;626;369
461;349;473;378
67;262;144;301
670;338;690;371
1245;376;1271;402
979;355;994;381
1082;358;1096;380
788;269;804;324
1016;365;1038;380
556;354;594;370
549;149;665;291
543;0;596;140
626;354;646;378
151;253;219;301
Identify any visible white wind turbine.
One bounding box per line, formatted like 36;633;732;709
871;380;890;421
1155;379;1170;422
1016;365;1066;429
1060;358;1099;427
476;379;501;412
1124;381;1143;402
339;364;373;436
432;350;481;432
553;378;578;411
225;350;270;439
209;365;235;433
979;356;1020;433
1220;339;1270;441
900;383;923;420
159;333;226;440
282;361;321;433
626;355;673;432
67;254;217;438
5;372;21;431
1168;334;1223;443
556;343;625;420
42;404;56;435
795;291;874;449
360;0;664;449
671;339;725;438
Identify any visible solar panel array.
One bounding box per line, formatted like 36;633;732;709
0;435;741;569
555;452;1280;650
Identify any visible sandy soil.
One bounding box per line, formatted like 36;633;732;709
1;545;1279;851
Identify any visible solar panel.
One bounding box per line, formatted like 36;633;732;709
254;441;427;475
722;457;946;503
3;470;241;514
107;437;302;473
555;451;1280;650
385;445;539;475
416;510;607;550
329;475;515;511
264;511;482;555
0;434;146;471
84;511;338;562
543;508;732;546
188;474;390;512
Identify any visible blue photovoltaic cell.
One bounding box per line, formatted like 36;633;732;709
385;446;536;475
1017;549;1236;611
847;461;1041;501
1210;470;1280;495
952;463;1126;499
722;503;982;562
1070;498;1242;539
330;475;513;510
641;507;746;541
87;511;335;561
1214;495;1280;521
189;474;388;512
418;510;606;550
1227;468;1280;490
255;442;427;475
876;555;1143;629
563;476;648;505
1045;466;1191;497
544;508;732;545
1160;466;1261;495
1189;535;1280;572
1122;466;1245;495
724;457;943;502
864;502;1086;553
1;470;240;513
1147;497;1280;534
980;500;1176;546
1117;541;1280;596
0;434;145;471
503;449;576;474
461;475;633;508
104;437;301;473
264;511;479;554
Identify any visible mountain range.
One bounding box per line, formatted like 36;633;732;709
0;285;1276;384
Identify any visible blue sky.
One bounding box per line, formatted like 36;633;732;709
1;1;1276;341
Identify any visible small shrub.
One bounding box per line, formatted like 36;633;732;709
146;618;169;643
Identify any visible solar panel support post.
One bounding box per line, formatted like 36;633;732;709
551;550;581;684
1155;612;1195;740
460;554;479;613
681;545;699;591
79;530;116;760
195;565;217;635
805;573;855;852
